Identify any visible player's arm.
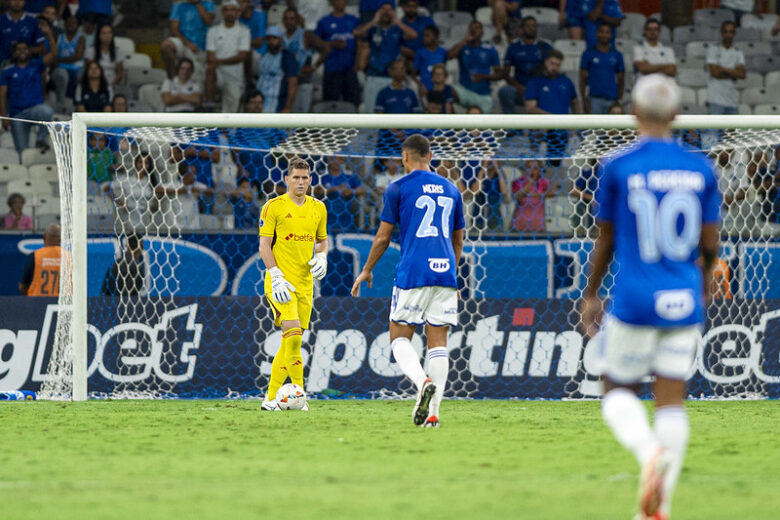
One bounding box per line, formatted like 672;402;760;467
350;221;394;296
699;224;719;304
451;227;463;267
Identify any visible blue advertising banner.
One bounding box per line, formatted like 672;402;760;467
1;296;778;399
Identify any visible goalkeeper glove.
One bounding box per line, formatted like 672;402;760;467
269;267;295;304
308;252;328;280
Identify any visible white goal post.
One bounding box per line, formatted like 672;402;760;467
55;113;780;401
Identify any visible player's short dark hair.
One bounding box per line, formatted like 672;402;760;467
237;176;250;186
287;157;311;174
7;192;25;207
402;134;430;159
722;20;736;31
423;25;439;38
644;18;661;30
598;22;612;31
546;49;564;61
522;16;536;24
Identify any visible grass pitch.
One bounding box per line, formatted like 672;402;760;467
0;400;778;520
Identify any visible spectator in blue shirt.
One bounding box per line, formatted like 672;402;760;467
239;0;267;50
579;23;624;114
412;25;447;95
354;2;417;113
77;0;112;26
315;0;360;107
525;49;578;115
0;41;55;157
0;0;47;63
375;59;421;114
161;0;215;78
256;25;299;113
446;20;501;114
566;0;622;48
320;156;366;232
358;0;396;24
490;0;522;44
427;64;456;113
399;0;435;58
498;16;552;114
230;176;261;229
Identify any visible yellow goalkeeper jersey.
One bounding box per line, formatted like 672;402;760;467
259;194;327;290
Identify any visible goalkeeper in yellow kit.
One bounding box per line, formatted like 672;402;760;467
259;158;328;411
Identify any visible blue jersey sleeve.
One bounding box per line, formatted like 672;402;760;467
702;166;722;224
525;77;539;100
580;49;591;70
490;47;500;67
379;181;400;224
566;76;577;100
595;160;616;223
615;50;625;72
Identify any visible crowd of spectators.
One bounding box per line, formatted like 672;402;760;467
1;0;780;237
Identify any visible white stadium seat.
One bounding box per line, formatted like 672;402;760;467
734;28;762;43
765;71;780;89
122;52;152;69
35;196;61;215
677;69;708;88
741;13;778;32
28;164;58;183
753;104;780;115
741;87;775;106
745;55;778;75
7;178;52;197
553;38;586;56
734;41;771;56
433;11;473;29
696;87;708;106
267;4;284;26
673;25;717;44
0;163;28;180
739;104;752;114
138;83;164;113
521;7;558;25
677;56;705;71
21;147;56;167
736;72;764;90
0;147;20;164
620;12;646;39
685;41;715;59
693;8;734;28
679;87;696;105
114;36;135;55
125;66;167;88
681;104;707;114
475;6;492;26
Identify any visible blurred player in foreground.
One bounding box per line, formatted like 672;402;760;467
580;74;721;520
351;134;464;428
260;158;328;411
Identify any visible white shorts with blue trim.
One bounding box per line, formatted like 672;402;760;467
390;286;458;327
600;315;700;384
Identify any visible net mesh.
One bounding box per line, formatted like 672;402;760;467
41;120;780;400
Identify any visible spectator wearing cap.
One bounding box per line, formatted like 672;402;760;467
0;41;56;156
499;16;552;114
706;21;745;116
566;0;623;48
315;0;360;107
0;0;47;64
205;0;250;112
162;57;202;112
256;25;299;113
375;59;421;114
579;23;624;114
633;18;676;81
281;7;331;113
412;25;447;97
399;0;435;58
354;2;417;113
161;0;215;79
447;20;502;114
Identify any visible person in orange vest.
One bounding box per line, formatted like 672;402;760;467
711;257;732;300
19;223;61;297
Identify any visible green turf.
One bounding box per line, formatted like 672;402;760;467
0;400;777;520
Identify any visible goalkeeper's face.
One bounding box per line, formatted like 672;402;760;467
286;168;312;197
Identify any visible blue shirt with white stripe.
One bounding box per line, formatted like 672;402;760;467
257;48;299;113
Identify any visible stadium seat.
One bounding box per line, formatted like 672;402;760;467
685;41;714;59
739;104;752;114
125;67;167;88
123;52;152;69
28;164;58;183
138;83;164;112
313;101;357;113
620;12;646;40
753;104;780;115
538;23;567;42
544;196;572;234
741;13;778;32
7;178;52;197
659;25;672;43
114;36;135;55
741;87;775;106
345;5;358;17
433;11;473;30
0;163;28;181
681;103;707;114
0;147;20;164
734;28;762;43
614;38;633;55
696;87;708;105
736;72;763;90
677;69;708;88
20;147;56;167
734;41;771;56
677;56;705;71
0;131;15;149
35;195;60;215
765;70;780;89
521;7;558;25
447;23;469;42
680;86;697;105
745;55;777;75
36;213;60;229
475;6;492;26
693;8;734;28
128;100;153;112
483;25;497;42
673;25;717;45
267;4;284;26
87;213;114;232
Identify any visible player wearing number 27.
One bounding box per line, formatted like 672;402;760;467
351;134;465;428
259;158;328;411
580;74;721;520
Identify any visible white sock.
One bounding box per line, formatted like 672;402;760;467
392;337;426;389
602;388;660;466
654;406;689;516
427;346;448;417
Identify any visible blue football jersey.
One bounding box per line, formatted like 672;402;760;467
596;137;721;327
380;169;465;289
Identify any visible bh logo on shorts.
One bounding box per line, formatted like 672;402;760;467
428;258;450;273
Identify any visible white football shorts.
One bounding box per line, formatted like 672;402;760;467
600;314;700;384
390;286;458;327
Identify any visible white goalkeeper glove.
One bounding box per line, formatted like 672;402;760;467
269;267;295;304
308;252;327;281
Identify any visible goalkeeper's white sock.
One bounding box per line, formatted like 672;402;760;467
654;405;689;516
602;388;660;466
391;337;426;389
427;346;448;417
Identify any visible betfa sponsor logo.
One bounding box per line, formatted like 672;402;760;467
284;233;315;242
0;304;202;390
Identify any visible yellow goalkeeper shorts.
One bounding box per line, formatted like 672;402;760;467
265;289;313;330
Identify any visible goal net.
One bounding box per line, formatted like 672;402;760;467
41;114;780;400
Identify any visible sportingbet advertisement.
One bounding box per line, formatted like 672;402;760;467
1;296;779;399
